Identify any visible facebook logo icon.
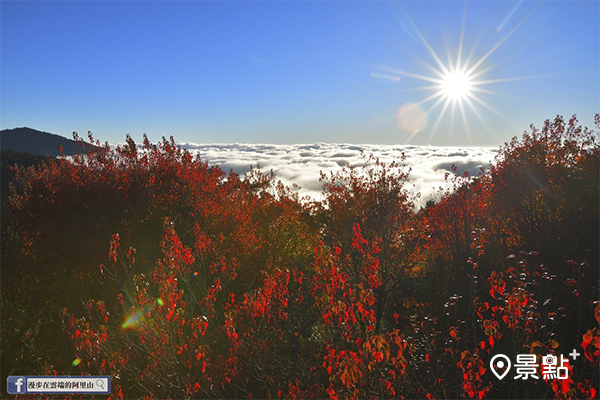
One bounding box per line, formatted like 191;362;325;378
7;376;26;394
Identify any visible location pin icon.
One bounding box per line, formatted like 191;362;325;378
490;354;511;380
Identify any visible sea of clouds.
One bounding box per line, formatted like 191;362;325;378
175;142;499;208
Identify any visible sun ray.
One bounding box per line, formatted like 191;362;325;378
449;101;458;143
404;132;417;144
384;48;447;80
462;32;482;71
472;72;566;86
458;100;472;145
403;10;451;76
456;0;468;72
415;59;446;80
404;84;446;92
463;95;500;142
468;60;504;81
427;97;452;144
497;0;524;32
377;66;443;84
468;50;525;81
414;91;445;108
389;84;447;94
425;94;449;115
465;91;518;129
466;3;541;76
469;87;504;97
443;33;455;75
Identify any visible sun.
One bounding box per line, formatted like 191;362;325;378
441;70;473;101
374;2;543;144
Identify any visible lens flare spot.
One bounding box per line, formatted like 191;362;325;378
157;298;165;306
72;358;82;367
121;304;152;330
397;103;427;134
121;312;142;330
370;72;401;83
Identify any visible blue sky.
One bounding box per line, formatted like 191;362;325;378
1;1;598;146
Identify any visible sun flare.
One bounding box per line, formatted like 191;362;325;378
377;2;545;145
441;70;472;100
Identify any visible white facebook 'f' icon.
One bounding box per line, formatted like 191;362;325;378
7;376;26;394
15;378;23;392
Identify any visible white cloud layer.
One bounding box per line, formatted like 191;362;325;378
174;142;498;208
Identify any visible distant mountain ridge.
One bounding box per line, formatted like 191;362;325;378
0;127;96;157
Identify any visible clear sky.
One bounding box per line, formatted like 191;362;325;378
1;1;598;146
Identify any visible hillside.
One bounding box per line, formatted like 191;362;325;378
0;128;99;202
0;127;96;157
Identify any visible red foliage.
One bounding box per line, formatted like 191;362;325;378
2;115;598;399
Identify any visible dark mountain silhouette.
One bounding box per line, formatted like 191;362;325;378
0;127;97;157
1;128;98;203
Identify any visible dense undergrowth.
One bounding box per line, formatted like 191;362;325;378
1;115;599;399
